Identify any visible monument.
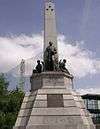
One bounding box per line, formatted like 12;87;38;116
13;0;96;129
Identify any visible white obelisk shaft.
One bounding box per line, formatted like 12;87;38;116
44;0;58;52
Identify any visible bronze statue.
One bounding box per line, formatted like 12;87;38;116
41;61;45;72
44;42;57;71
35;60;42;73
59;59;70;74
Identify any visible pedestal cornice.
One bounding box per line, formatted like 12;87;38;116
30;72;73;80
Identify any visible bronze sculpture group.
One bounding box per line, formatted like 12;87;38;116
33;42;70;75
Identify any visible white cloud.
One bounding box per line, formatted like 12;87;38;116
0;33;100;78
0;34;43;73
77;88;100;95
58;35;99;78
94;60;100;71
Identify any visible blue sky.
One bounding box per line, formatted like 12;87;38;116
0;0;100;91
0;0;100;56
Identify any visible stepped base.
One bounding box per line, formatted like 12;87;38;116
14;124;95;129
13;72;95;129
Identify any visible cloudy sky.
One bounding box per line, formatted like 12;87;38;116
0;0;100;93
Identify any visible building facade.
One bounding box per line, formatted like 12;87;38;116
82;94;100;129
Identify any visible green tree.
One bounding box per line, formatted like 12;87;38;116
0;73;9;96
0;74;25;129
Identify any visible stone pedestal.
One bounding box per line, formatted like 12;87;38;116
13;72;95;129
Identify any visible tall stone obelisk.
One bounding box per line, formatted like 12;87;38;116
44;0;57;51
13;1;96;129
44;0;58;70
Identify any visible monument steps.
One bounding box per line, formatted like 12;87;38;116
13;72;95;129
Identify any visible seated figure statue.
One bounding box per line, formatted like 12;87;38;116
32;60;44;74
59;59;70;74
35;60;42;73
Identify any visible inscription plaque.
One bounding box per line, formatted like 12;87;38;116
47;94;64;107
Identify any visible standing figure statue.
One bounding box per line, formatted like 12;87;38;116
44;42;58;71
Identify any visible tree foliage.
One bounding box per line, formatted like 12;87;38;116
0;74;8;96
0;73;25;129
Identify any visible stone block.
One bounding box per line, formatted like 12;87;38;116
38;89;71;95
23;96;36;103
83;117;94;125
77;101;86;109
36;95;47;100
42;78;64;86
64;77;72;87
26;125;49;129
13;126;26;129
25;91;37;97
64;100;77;107
31;107;81;116
15;117;28;126
27;116;84;125
80;109;90;116
23;96;29;103
43;85;66;89
26;124;91;129
18;109;31;117
34;100;47;108
30;72;73;92
21;102;34;109
63;95;74;100
31;76;42;91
